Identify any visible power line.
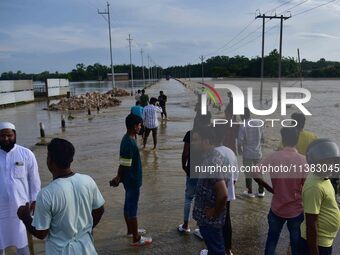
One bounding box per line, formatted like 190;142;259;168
293;0;337;17
264;0;295;14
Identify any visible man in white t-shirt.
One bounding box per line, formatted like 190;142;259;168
0;122;41;255
17;138;105;255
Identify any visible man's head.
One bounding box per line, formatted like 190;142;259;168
125;113;142;134
291;112;305;132
193;126;215;153
136;101;140;106
137;89;141;94
280;127;299;147
160;91;164;95
306;139;340;177
0;122;16;152
141;89;145;95
193;111;211;129
47;138;75;171
241;107;251;120
149;97;158;105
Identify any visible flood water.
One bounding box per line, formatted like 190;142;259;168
2;78;340;254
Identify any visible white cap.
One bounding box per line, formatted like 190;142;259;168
0;122;16;131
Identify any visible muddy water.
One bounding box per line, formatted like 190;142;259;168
2;78;340;254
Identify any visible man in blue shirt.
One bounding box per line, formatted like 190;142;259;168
110;114;152;246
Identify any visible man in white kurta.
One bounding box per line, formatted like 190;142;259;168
0;122;41;255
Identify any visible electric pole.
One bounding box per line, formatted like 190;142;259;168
256;13;291;101
297;48;303;94
140;48;146;88
98;2;115;89
200;55;205;83
127;34;134;95
147;55;151;85
188;63;191;81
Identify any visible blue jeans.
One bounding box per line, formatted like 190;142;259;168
200;226;225;255
265;209;304;255
124;187;140;219
299;237;333;255
183;177;198;222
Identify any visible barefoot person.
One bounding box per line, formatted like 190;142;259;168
158;91;168;120
17;138;105;254
0;122;41;255
111;114;152;246
142;97;162;150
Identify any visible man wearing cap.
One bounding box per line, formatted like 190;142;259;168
0;122;41;255
299;139;340;255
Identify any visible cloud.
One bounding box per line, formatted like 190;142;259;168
297;32;339;39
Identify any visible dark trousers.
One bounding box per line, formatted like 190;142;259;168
161;106;167;118
265;210;304;255
223;201;232;252
144;127;158;147
299;237;333;255
243;158;264;193
200;225;225;255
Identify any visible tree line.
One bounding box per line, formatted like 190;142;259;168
1;50;340;81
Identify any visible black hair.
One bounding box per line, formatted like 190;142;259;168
137;89;141;93
196;126;215;145
141;89;145;94
48;138;75;169
160;91;163;94
291;112;306;131
280;127;299;147
136;101;140;106
244;107;250;119
149;97;158;105
193;111;212;129
125;113;143;130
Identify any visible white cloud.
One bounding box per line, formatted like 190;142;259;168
297;32;339;39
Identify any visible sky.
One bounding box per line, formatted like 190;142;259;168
0;0;340;73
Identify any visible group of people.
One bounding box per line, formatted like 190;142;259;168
131;89;168;150
0;122;105;254
176;98;340;255
1;84;340;255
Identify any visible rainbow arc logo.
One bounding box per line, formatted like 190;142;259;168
201;83;223;108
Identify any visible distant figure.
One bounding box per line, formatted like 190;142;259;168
158;91;168;119
0;122;41;255
142;97;162;149
227;91;233;106
238;107;265;198
193;126;229;255
299;139;340;255
131;101;144;118
135;89;141;103
139;89;149;107
110;114;152;246
17;138;105;254
254;127;307;255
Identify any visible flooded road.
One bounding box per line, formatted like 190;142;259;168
2;78;339;254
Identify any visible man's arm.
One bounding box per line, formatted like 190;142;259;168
92;206;105;229
205;180;228;218
27;151;41;206
17;203;49;240
306;213;319;255
111;165;129;186
254;178;274;194
181;142;190;174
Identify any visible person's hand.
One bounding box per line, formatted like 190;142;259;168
204;207;217;220
17;202;31;221
109;176;120;187
30;201;36;215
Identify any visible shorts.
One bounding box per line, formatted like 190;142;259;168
124;187;140;219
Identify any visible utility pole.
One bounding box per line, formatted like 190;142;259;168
256;14;266;104
147;55;151;85
199;55;205;83
188;63;191;81
127;34;134;95
150;58;154;84
140;48;146;88
98;2;116;89
256;13;291;101
297;48;303;96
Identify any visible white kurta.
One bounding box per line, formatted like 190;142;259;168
0;144;41;249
